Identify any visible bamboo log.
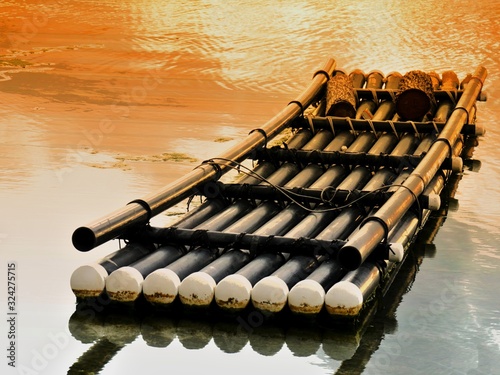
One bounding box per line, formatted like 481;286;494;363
214;131;375;312
174;129;336;308
429;72;441;90
69;199;228;299
250;130;401;314
337;65;487;271
287;128;417;316
441;71;460;91
349;69;366;89
325;170;447;317
386;72;403;90
355;70;384;119
72;58;336;252
366;70;384;90
177;163;325;308
325;73;357;118
395;70;437;120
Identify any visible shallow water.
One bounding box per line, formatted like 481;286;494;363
1;1;499;374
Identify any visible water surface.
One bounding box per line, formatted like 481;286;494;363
1;1;499;374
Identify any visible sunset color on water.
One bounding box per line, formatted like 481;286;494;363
1;1;499;374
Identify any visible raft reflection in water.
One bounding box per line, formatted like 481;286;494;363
67;209;449;374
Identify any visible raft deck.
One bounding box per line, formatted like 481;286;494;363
70;58;487;322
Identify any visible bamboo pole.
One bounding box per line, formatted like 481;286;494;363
249;130;399;314
107;161;302;304
72;58;336;252
143;132;331;305
337;65;487;271
176;130;335;308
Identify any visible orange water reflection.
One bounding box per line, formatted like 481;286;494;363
1;1;500;374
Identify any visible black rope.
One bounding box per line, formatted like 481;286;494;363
313;69;331;81
191;229;210;248
431;137;454;159
199;159;224;181
249;128;268;149
288;100;304;116
453;106;470;123
393;183;424;229
373;259;387;276
127;199;152;222
360;216;390;244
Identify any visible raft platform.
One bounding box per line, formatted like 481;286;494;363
70;58;487;324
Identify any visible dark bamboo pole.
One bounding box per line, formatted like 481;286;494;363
70;199;229;299
176;129;335;308
287;128;418;315
140;130;328;306
107;159;302;304
250;128;399;314
72;58;336;252
291;117;483;136
337;66;486;271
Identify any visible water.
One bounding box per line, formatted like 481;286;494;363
1;1;499;374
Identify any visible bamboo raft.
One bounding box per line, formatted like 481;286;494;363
70;58;487;323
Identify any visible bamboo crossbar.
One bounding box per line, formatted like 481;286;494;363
125;226;395;260
194;183;439;210
291;116;482;135
353;88;486;102
250;147;459;170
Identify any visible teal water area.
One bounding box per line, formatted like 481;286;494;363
1;1;499;374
